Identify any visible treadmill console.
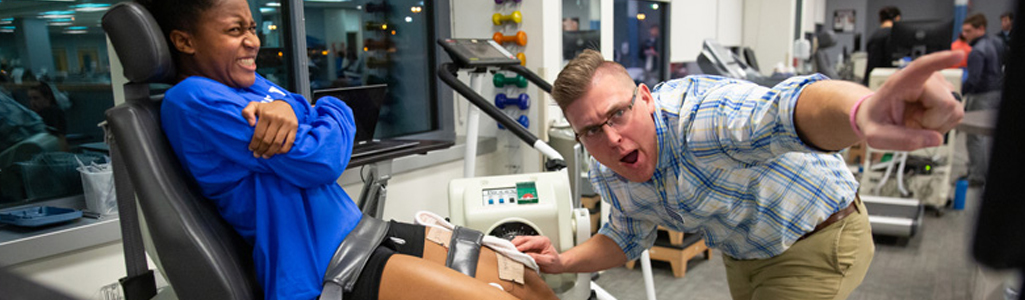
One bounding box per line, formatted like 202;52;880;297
438;38;520;68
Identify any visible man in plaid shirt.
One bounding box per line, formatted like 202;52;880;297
514;49;965;299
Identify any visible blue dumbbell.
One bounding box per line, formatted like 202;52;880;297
495;93;530;110
498;115;530;130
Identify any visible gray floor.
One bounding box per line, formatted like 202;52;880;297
593;132;1019;300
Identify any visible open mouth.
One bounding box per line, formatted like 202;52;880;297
620;150;639;164
238;58;256;69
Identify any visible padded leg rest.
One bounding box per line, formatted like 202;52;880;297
446;226;484;277
321;216;391;300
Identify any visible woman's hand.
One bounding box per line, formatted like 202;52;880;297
242;100;298;158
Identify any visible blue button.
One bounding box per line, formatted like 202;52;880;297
499;199;505;204
488;199;494;205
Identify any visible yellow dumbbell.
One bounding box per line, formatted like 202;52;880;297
492;11;522;25
516;53;526;66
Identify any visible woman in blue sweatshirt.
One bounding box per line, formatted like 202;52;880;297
143;0;555;299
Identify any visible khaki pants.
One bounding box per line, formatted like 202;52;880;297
723;199;874;300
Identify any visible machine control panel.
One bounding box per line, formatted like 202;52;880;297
481;181;539;206
482;187;517;205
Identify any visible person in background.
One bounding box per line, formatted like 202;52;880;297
961;13;1004;187
863;6;901;86
951;32;972;69
640;25;661;85
562;17;580;32
0;87;44;153
998;12;1013;65
27;83;67;138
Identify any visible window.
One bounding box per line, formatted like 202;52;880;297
1;1;117;207
613;0;668;87
562;0;602;64
254;0;294;90
0;0;452;209
298;0;440;138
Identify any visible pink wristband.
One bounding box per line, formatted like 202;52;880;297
849;93;873;139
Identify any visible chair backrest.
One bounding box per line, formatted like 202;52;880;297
101;3;262;299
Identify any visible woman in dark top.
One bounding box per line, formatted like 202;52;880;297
27;83;67;137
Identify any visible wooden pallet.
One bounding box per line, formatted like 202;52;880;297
625;226;712;278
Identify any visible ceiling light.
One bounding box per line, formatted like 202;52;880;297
40;14;75;19
64;30;88;34
73;3;111;12
41;10;75;15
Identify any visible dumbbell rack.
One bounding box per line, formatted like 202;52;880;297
492;0;529;174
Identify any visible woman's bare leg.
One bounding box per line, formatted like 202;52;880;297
378;254;518;300
420;229;558;300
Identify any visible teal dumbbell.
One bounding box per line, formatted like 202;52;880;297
493;73;528;88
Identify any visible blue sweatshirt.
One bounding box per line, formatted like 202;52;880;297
161;74;363;300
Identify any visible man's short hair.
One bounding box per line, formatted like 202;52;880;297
964;13;988;29
552;49;628;109
879;6;901;23
1001;11;1014;21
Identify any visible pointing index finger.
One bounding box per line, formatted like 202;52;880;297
888;51;964;89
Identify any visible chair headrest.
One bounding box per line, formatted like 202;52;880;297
102;2;176;84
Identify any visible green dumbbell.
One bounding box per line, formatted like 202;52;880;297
493;73;528;88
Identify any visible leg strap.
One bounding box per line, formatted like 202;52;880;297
446;226;484;277
321;216;391;299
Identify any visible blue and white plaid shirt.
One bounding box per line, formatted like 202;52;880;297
592;74;859;260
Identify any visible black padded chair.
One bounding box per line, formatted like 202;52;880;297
102;2;262;299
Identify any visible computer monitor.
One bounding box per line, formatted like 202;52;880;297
888;19;953;60
312;84;388;144
562;30;601;60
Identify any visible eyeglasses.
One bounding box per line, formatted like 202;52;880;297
574;85;638;143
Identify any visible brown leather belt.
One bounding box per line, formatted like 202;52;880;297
798;198;860;241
